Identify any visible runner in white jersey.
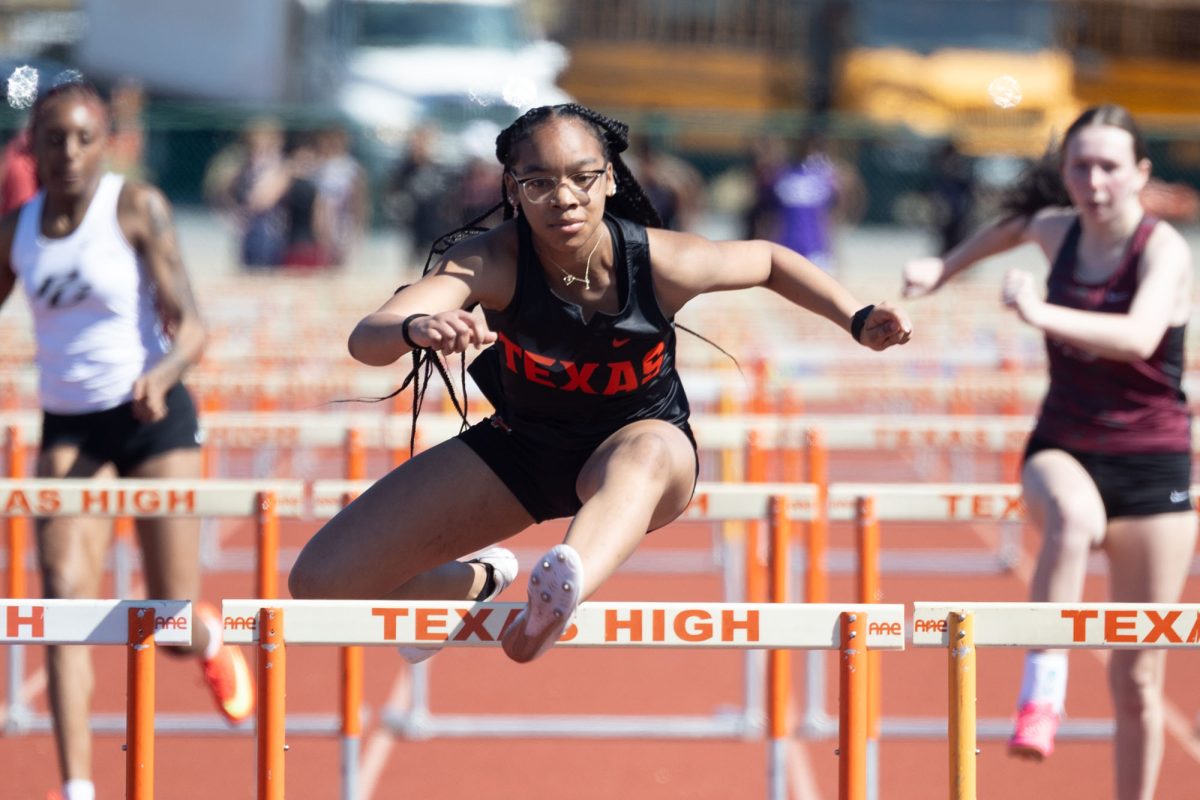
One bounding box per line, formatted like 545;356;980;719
0;80;254;800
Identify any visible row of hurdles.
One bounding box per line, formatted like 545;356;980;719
3;479;1198;799
7;595;1199;800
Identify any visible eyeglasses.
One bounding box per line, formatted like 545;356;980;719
509;168;607;205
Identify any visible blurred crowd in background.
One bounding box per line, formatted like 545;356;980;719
1;0;1198;276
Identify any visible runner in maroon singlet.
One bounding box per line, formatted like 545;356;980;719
289;104;913;665
903;105;1195;800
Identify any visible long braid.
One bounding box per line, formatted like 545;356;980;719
366;103;729;453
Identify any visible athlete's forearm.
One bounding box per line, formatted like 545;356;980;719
149;315;208;385
1024;303;1167;362
764;243;864;336
349;313;413;366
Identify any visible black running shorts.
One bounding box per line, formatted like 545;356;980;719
458;414;697;523
40;383;201;475
1023;437;1192;519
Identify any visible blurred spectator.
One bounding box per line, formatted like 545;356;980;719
626;134;704;231
743;134;788;239
107;78;146;181
313;124;369;266
0;128;37;214
279;138;333;270
204;117;290;269
751;130;841;274
386;124;455;268
452;154;504;228
928;140;977;255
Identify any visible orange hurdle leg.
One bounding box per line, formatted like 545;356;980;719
126;607;156;800
257;607;286;800
839;611;867;800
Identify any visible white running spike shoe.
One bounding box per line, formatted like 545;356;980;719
500;543;584;664
399;546;519;664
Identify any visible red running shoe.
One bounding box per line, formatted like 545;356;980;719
196;602;255;724
1008;701;1059;760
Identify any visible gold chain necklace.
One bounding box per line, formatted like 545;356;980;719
543;230;604;291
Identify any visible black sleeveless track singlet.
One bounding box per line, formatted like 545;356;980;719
466;213;691;451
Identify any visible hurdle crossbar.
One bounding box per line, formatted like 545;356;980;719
914;602;1200;800
0;599;190;800
0;479;312;737
224;599;905;800
310;481;821;745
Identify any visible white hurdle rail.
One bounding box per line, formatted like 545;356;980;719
311;479;821;742
0;479;308;736
224;599;907;800
0;599;191;800
913;602;1200;800
827;482;1026;576
814;484;1173;745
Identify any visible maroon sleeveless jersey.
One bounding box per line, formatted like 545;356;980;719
1031;215;1190;453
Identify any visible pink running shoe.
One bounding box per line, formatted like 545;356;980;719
1009;701;1059;760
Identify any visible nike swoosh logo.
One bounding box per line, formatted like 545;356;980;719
1170;490;1189;503
612;337;630;347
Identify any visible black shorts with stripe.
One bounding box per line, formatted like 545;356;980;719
1023;437;1192;519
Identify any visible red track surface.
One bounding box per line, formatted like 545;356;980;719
5;516;1199;798
4;447;1199;799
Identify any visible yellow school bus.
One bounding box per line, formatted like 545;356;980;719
834;0;1082;156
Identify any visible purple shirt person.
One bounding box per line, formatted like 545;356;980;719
766;148;839;272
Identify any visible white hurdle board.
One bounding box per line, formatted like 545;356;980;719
826;483;1024;521
914;602;1200;649
312;480;820;521
0;599;191;645
222;599;906;650
0;479;306;517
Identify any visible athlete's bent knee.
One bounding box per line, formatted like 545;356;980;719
610;430;675;478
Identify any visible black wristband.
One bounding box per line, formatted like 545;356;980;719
850;304;875;343
401;313;430;349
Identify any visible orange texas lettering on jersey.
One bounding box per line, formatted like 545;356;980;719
496;332;665;395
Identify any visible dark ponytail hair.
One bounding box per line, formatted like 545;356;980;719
1000;104;1147;221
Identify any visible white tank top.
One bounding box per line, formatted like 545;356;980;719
11;173;168;414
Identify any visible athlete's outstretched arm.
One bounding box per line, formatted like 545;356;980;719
902;212;1042;298
649;230;911;351
1003;225;1192;361
122;183;208;421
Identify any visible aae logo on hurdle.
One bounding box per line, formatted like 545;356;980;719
223;600;906;650
0;600;192;645
913;602;1200;648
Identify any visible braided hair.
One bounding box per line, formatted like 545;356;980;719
1000;104;1147;222
380;103;730;452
